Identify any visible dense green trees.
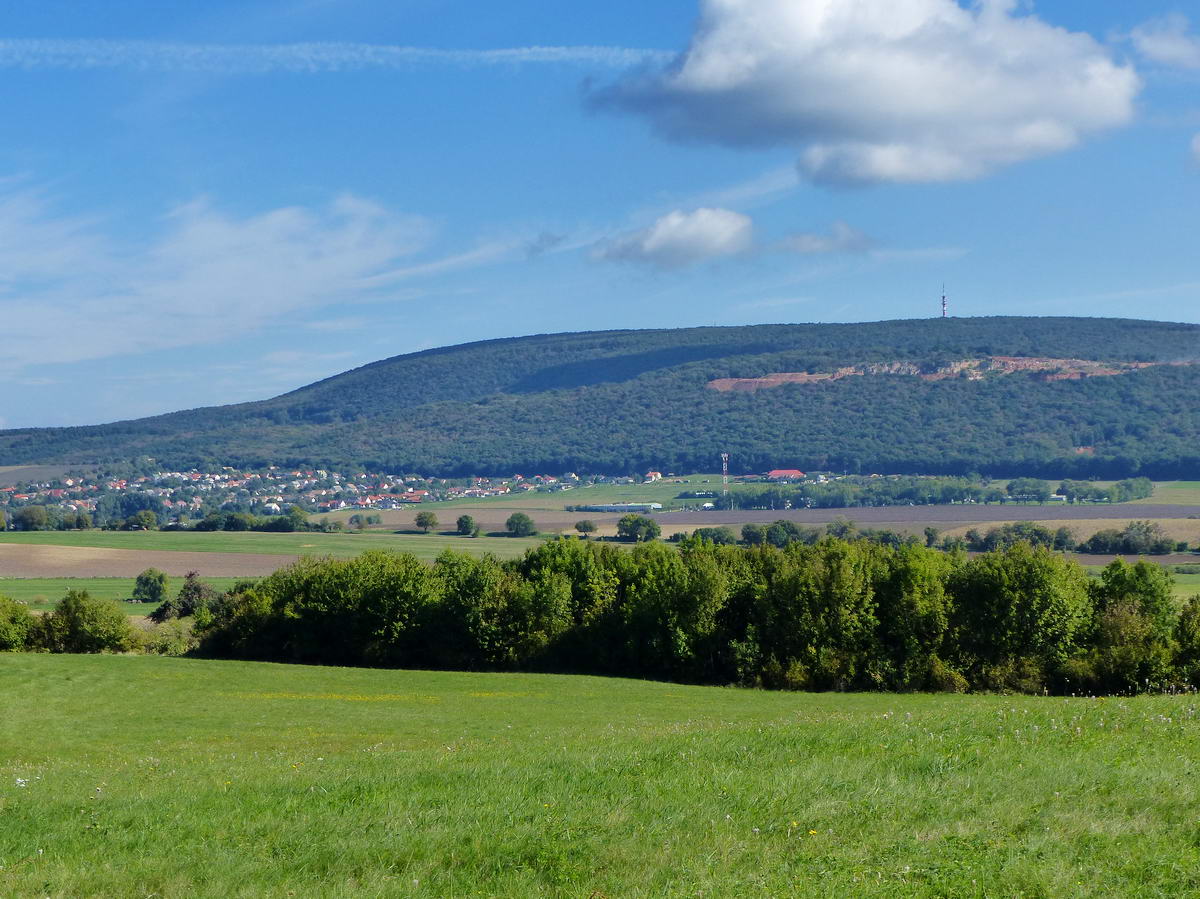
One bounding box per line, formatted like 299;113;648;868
183;537;1200;695
1079;521;1177;555
456;515;476;536
616;514;661;543
13;506;49;531
415;511;439;533
12;532;1200;693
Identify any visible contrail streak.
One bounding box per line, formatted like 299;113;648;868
0;39;672;74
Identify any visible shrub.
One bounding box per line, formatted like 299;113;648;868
131;568;169;605
35;590;135;654
142;618;199;656
0;594;37;651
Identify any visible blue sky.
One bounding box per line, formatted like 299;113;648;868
1;0;1198;428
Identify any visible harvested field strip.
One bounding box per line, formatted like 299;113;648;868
0;529;542;559
0;544;299;578
659;503;1200;527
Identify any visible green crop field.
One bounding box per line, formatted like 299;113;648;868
0;529;543;561
0;577;246;614
2;656;1198;897
434;475;729;512
1126;481;1200;505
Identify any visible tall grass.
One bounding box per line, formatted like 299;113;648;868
2;655;1198;897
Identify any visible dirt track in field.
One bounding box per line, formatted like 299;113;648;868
0;545;299;578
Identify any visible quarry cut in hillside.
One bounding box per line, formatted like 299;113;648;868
707;356;1165;392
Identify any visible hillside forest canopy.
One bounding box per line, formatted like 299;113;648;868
2;317;1200;478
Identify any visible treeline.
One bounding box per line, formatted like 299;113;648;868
716;476;1153;511
676;518;1189;556
135;539;1200;695
957;521;1183;556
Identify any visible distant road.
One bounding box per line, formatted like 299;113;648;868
658;504;1200;526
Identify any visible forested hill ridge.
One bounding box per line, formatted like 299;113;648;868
4;316;1200;477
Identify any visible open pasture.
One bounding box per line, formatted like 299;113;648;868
1126;481;1200;505
319;476;731;532
2;655;1198;897
0;576;245;614
0;464;79;487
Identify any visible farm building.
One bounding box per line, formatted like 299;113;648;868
577;503;663;513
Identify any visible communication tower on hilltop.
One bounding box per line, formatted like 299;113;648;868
941;285;948;319
721;453;730;498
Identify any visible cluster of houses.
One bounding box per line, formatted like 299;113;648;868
2;462;840;525
0;466;696;522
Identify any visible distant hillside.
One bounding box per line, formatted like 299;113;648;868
3;317;1200;478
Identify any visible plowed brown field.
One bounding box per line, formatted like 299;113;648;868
0;544;297;578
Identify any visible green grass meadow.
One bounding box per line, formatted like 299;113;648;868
0;529;543;561
0;577;246;614
2;655;1199;897
1126;481;1200;505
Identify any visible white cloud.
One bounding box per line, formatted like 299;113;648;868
1192;133;1200;166
782;221;872;255
1130;14;1200;69
595;0;1139;185
595;207;753;268
0;187;438;371
0;39;671;74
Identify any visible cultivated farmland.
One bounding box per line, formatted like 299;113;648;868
0;531;545;578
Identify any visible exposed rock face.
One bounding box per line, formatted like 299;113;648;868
706;357;1161;392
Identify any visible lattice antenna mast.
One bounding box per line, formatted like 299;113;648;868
720;453;730;498
941;285;948;319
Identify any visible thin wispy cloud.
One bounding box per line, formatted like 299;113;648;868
0;185;500;372
0;39;671;74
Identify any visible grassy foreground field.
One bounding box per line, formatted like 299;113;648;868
2;656;1199;897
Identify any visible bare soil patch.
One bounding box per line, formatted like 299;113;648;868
707;357;1165;393
0;545;298;578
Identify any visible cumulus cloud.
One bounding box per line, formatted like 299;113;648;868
594;0;1140;186
1193;134;1200;166
595;207;753;268
1130;14;1200;69
0;39;670;74
0;186;457;371
782;221;873;255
